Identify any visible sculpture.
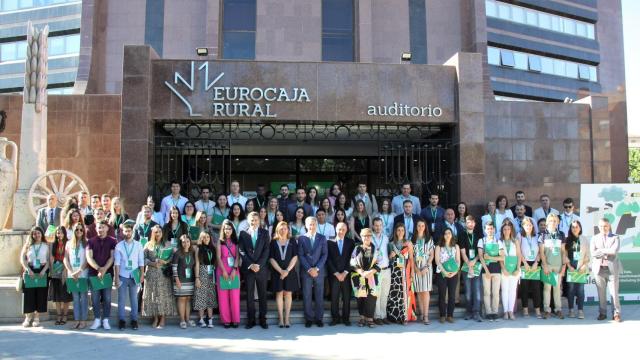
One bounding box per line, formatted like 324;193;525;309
23;21;48;113
0;137;18;229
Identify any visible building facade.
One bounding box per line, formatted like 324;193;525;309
0;0;628;215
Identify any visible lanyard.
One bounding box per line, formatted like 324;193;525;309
444;245;454;259
525;235;535;253
171;196;180;207
373;234;383;251
256;197;264;208
278;241;289;261
114;214;123;228
142;222;150;237
563;214;572;229
505;240;512;256
215;207;228;216
467;231;475;247
172;225;179;238
358;216;367;227
293;223;303;234
33;243;42;259
74;244;81;261
416;238;426;258
184;253;192;266
224;240;235;258
205;248;212;264
268;211;276;224
124;241;134;260
202;201;210;213
382;214;390;227
431;207;437;220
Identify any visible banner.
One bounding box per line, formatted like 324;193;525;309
580;184;640;302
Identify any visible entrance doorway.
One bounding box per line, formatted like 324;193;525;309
153;122;457;206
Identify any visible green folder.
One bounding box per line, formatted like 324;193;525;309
484;242;499;264
131;268;141;284
189;226;201;241
139;237;148;248
505;256;519;274
23;274;48;288
540;271;558;286
46;225;57;237
89;273;113;290
442;258;459;273
520;268;541;280
52;261;64;274
461;261;482;274
219;275;240;290
566;270;588;284
159;248;173;261
212;213;225;225
66;278;88;293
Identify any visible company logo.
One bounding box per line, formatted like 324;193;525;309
165;61;311;118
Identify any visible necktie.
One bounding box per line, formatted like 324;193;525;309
338;239;343;255
251;230;257;247
310;234;315;248
50;209;54;223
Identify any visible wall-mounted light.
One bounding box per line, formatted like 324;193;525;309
401;52;412;62
196;47;209;56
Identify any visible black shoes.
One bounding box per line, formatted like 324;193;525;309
131;320;138;330
329;319;339;326
245;321;256;329
305;321;313;328
118;320;126;330
315;320;324;328
260;321;268;329
597;314;607;321
343;320;352;326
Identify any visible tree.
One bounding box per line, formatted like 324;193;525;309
629;148;640;183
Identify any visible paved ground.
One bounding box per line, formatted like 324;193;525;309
1;305;637;359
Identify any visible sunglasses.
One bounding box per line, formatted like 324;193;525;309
75;228;84;232
564;205;573;209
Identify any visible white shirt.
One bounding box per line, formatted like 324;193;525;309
114;239;144;279
227;193;248;209
513;216;538;235
65;242;88;278
533;207;559;223
160;194;188;223
481;209;514;240
316;222;336;240
195;200;216;219
372;232;390;268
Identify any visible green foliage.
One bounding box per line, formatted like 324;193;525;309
630;148;640;183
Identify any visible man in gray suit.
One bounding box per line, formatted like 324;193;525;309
36;194;61;235
591;218;622;322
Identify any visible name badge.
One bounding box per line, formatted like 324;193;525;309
34;259;41;268
527;250;535;261
140;237;148;247
396;255;405;268
185;268;192;279
126;259;133;271
207;265;213;275
574;251;581;260
171;238;177;247
431;223;435;232
552;246;560;256
73;257;81;268
227;257;235;267
469;249;476;259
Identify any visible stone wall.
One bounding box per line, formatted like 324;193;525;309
483;98;605;209
0;94;121;228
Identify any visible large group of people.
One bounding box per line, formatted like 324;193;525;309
18;181;623;331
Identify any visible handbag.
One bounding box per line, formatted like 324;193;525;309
15;274;23;292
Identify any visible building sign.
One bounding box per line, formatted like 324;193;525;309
367;102;443;117
153;60;456;123
165;61;310;118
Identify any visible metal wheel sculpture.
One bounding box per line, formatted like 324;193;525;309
28;170;90;218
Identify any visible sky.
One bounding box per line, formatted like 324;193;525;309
623;0;640;135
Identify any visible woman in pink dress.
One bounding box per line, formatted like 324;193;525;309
216;219;241;328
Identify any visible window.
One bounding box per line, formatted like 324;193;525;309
500;50;515;67
47;34;80;56
565;62;578;79
487;46;500;65
487;46;597;82
485;1;596;39
578;64;590;80
540;57;554;74
553;59;566;76
514;52;528;70
538;13;551;30
1;0;78;12
485;0;497;17
511;6;524;23
0;40;27;61
528;55;541;72
563;18;576;35
322;0;355;62
525;10;537;26
221;0;256;60
497;3;510;20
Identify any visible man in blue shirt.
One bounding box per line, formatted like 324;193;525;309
114;223;144;330
391;182;421;216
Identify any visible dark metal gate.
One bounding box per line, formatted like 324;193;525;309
154;122;456;205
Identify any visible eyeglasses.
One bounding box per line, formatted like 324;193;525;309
75;228;84;232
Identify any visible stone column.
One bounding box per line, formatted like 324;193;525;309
444;52;486;214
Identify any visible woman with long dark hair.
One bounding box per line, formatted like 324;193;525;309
386;223;416;324
411;219;434;325
216;220;241;328
162;206;189;248
435;228;460;324
564;220;590;319
193;231;217;328
19;226;49;327
49;225;73;325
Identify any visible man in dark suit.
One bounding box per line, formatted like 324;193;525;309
298;216;328;327
434;208;466;242
287;187;313;222
238;211;271;329
327;222;355;326
393;200;421;240
420;193;445;234
36;194;61;236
